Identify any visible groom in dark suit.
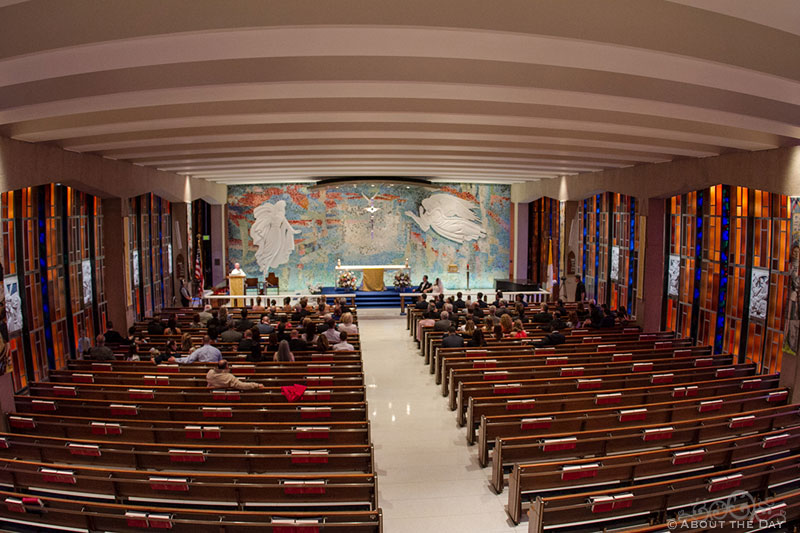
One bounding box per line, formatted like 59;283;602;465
417;275;432;293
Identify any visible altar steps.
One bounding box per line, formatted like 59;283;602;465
320;288;407;308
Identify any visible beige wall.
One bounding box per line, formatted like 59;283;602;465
512;145;800;203
0;136;226;204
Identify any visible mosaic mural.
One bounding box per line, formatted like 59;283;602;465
227;183;511;291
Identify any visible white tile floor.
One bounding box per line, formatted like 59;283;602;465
358;309;527;532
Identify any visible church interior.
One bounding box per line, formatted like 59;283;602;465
0;1;799;531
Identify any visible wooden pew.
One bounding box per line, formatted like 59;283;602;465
48;368;366;389
8;413;372;446
490;401;799;492
621;488;800;532
15;395;369;423
465;373;781;442
507;424;800;523
455;362;758;423
28;382;367;404
0;488;382;532
478;386;784;472
0;456;377;510
437;342;705;388
526;452;800;532
445;350;728;399
0;431;374;474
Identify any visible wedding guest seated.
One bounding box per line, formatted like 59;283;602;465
533;329;566;347
164;316;181;335
88;335;114;360
281;297;293;313
434;311;452;332
586;303;603;328
459;319;476;336
575;301;590;321
467;328;486;347
236;309;254;331
206;310;221;332
512;319;528;338
126;326;146;350
150;347;171;365
417;310;438;339
599;305;617;328
198;304;213;325
476;292;488;308
338;312;358;335
170;335;222;363
316;314;332;334
206;360;264;390
288;328;308;352
454;292;466;310
483;316;494;332
237;328;259;352
188;313;202;328
302;323;318;345
315;335;331;353
470;300;485;319
424;303;439;320
554;298;568;316
441;325;465;348
434;293;446;310
180;332;194;352
532;304;553;324
493;324;504;341
257;315;274;335
251;297;266;313
103;321;127;345
274;339;295;362
323;320;341;343
492;291;504;306
500;314;513;334
487;306;501;325
549;311;568;332
496;300;511;316
515;294;528;308
333;331;354;351
265;332;280;352
414;294;429;310
220;325;243;343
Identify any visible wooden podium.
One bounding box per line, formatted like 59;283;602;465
229;274;246;307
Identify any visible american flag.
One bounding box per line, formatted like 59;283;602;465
194;250;203;296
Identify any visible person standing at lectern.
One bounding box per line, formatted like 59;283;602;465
229;262;246;276
418;275;432;293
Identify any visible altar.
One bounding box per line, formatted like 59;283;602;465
335;264;409;291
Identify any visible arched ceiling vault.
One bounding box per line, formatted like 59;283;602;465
1;0;798;185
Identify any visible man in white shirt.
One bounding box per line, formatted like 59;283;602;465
333;331;354;351
169;335;222;363
229;262;246;276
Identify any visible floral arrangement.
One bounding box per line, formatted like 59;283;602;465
337;270;357;290
393;271;411;289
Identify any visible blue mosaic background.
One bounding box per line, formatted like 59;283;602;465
227;183;511;291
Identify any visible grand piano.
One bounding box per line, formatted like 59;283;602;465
494;279;541;292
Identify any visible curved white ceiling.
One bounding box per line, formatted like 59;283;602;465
0;0;798;184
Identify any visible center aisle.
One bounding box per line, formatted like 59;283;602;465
358;309;526;532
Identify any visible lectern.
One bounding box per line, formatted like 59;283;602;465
229;274;246;307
